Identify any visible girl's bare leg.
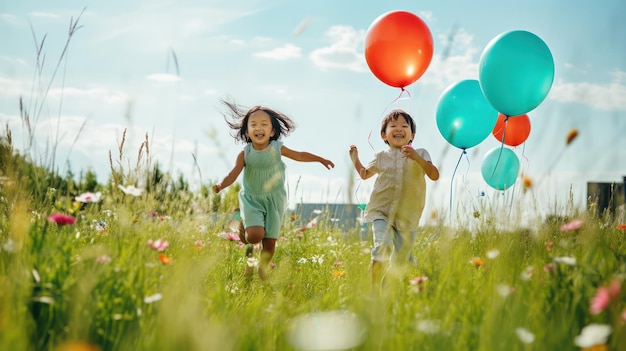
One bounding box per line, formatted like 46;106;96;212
258;238;276;280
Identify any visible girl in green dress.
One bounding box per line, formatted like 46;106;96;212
213;100;335;279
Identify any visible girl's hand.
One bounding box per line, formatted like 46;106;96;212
321;159;335;170
212;183;222;193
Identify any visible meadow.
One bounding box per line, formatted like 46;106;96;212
2;11;625;351
1;130;625;351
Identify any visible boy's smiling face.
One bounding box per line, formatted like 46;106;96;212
246;110;275;149
382;116;414;148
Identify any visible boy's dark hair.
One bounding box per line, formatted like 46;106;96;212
380;109;416;145
221;98;296;144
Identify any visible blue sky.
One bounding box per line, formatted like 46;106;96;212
1;0;625;223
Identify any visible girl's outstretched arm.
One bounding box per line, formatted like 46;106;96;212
212;151;245;193
281;145;334;170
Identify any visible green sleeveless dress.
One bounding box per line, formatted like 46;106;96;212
238;140;287;239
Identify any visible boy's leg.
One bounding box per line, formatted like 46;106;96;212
371;219;392;289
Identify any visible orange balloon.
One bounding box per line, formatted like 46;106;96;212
365;11;434;89
492;113;531;146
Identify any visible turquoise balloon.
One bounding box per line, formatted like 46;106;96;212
481;147;520;190
479;30;554;116
436;79;499;150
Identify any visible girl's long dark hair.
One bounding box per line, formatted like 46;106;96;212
220;98;296;144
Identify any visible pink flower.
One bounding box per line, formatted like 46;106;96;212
194;240;204;247
590;286;611;315
560;219;584;231
48;213;77;225
410;276;429;285
590;280;621;315
147;239;169;251
333;261;344;266
225;232;239;241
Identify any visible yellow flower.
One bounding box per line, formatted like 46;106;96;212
333;271;345;277
470;257;484;268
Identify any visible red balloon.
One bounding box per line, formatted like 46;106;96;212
365;11;434;89
492;113;531;146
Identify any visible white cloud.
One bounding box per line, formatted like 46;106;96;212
47;86;129;104
28;12;61;20
0;13;19;25
310;25;367;72
549;70;626;111
253;44;302;60
146;73;182;83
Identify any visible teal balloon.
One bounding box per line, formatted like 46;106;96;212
481;147;520;190
436;79;499;150
479;30;554;116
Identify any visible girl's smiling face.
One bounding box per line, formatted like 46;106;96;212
382;116;414;148
246;110;275;149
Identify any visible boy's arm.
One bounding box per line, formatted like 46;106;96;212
212;151;245;193
402;146;440;181
349;145;374;180
281;145;335;170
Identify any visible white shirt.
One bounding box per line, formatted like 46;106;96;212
364;147;431;231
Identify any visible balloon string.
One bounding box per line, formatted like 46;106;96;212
461;152;486;198
449;148;467;219
369;89;413;153
490;115;509;181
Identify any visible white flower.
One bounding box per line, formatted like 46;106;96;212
75;192;102;203
486;249;500;259
118;184;144;196
247;257;258;267
311;254;325;264
297;257;308;264
2;238;16;253
515;327;535;344
496;284;513;298
416;320;441;334
520;266;534;281
144;293;163;304
574;324;611;348
554;256;576;265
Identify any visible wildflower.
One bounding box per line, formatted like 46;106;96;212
269;263;276;269
543;262;556;274
544;241;554;251
295;233;304;239
144;293;163;304
486;249;500;259
333;271;345;277
75;192;102;203
470;257;484;268
553;256;576;266
95;221;107;232
522;176;533;190
158;254;173;265
496;284;514;298
616;224;626;230
147;239;169;251
574;324;611;348
515;327;535;344
194;240;203;247
2;238;16;253
520;266;534;281
410;276;429;285
118;184;144;196
566;128;579;145
560;219;583;231
297;257;308;264
333;261;344;266
416;320;441;334
311;254;324;264
246;256;258;267
48;213;77;226
56;340;101;351
590;279;621;315
95;255;111;263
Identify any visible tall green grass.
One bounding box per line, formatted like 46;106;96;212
2;10;625;351
1;132;625;350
